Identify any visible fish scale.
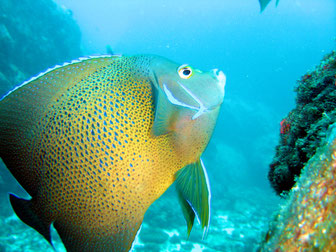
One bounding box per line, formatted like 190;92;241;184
0;54;225;251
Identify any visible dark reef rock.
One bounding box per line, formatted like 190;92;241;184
0;0;82;98
268;51;336;195
260;123;336;251
260;51;336;251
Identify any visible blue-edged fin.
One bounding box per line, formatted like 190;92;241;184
151;88;177;136
175;159;211;238
9;194;53;246
0;56;116;196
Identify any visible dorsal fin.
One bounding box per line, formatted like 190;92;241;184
0;56;118;195
1;55;121;101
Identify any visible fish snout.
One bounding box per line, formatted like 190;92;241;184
192;69;226;120
203;69;225;111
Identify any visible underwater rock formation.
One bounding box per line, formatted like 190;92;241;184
0;0;82;97
261;51;336;250
268;51;336;195
260;122;336;251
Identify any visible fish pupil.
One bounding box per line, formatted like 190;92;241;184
183;69;191;76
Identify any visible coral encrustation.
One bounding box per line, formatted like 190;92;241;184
261;123;336;251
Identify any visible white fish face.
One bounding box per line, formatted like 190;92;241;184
151;56;226;120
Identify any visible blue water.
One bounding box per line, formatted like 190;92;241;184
0;0;335;251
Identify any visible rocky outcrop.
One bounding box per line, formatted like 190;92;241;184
260;51;336;250
268;51;336;195
260;123;336;251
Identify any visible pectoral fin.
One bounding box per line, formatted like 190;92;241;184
175;159;211;238
151;85;177;136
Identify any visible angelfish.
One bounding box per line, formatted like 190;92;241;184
0;54;226;251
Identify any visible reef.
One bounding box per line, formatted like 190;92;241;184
268;51;336;195
260;123;336;251
260;51;336;250
0;0;82;98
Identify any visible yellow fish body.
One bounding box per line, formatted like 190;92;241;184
0;55;225;251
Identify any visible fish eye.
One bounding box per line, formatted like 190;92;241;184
178;65;193;79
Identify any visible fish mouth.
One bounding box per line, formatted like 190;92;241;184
212;69;226;97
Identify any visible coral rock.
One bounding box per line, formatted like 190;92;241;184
269;51;336;195
260;123;336;251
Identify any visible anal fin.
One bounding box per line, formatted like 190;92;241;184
9;194;53;246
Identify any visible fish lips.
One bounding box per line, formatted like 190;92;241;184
213;69;226;98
